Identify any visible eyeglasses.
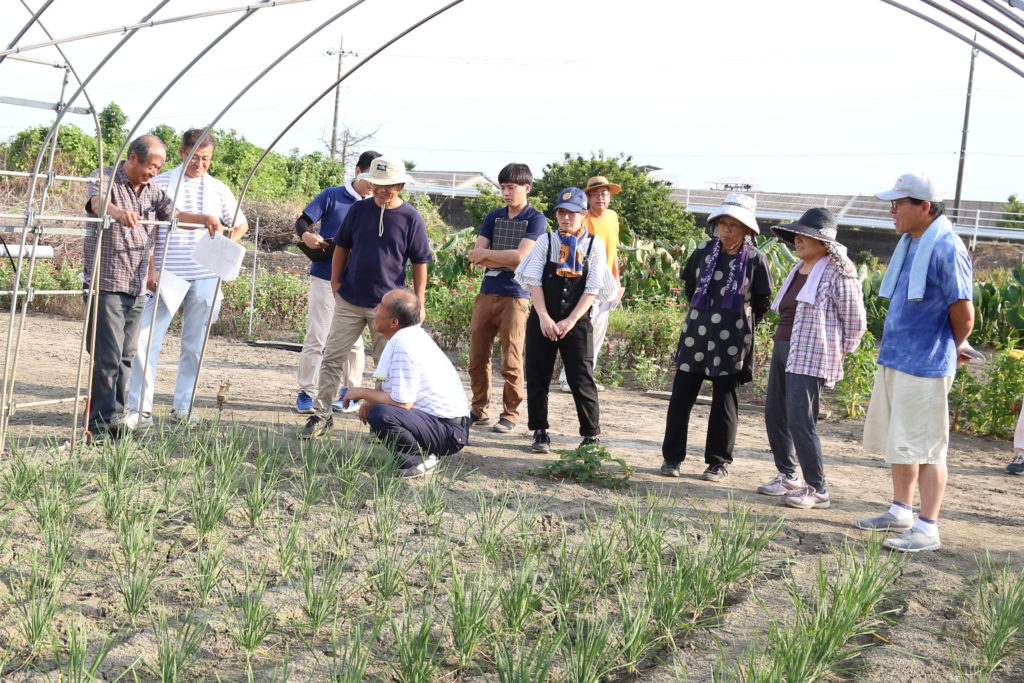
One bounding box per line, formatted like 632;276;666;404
890;198;914;209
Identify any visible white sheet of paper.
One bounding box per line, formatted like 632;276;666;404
191;232;245;281
157;270;190;312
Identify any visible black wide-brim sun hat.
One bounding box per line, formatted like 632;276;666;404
771;207;841;245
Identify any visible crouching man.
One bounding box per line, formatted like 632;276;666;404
344;289;470;476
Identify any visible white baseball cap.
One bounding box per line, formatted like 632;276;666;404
874;172;945;202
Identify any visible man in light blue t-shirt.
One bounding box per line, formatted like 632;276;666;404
855;172;975;553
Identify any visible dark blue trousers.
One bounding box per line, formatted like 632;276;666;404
367;404;469;460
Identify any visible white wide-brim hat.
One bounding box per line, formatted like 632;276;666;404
356;155;415;186
708;192;759;235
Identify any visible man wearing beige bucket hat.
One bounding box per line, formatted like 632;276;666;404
300;155;433;439
558;175;625;393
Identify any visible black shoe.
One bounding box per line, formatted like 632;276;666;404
299;415;333;439
579;435;600;449
701;464;730;482
90;423;130;444
531;429;551;454
1007;451;1024;475
470;412;490;426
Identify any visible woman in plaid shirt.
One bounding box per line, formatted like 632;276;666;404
756;208;866;509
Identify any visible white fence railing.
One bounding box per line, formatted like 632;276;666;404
676;189;1024;244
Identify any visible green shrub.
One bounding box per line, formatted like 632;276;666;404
950;349;1024;436
600;299;686;389
528;443;635;488
216;267;308;338
423;275;478;351
832;330;878;418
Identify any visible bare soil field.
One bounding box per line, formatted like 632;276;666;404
1;312;1022;681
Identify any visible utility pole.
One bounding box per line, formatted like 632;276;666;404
954;35;978;215
326;37;357;161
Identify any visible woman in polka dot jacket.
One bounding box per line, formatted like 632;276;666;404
659;194;772;482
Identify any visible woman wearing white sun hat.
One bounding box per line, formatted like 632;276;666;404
660;193;773;482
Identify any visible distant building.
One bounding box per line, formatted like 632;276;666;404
406;170;498;228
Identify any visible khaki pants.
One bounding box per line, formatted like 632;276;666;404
313;294;386;418
296;276;364;395
863;366;954;465
468;293;529;422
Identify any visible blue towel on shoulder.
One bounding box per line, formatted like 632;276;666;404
879;215;953;301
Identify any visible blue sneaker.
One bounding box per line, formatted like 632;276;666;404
333;387;360;413
296;391;314;414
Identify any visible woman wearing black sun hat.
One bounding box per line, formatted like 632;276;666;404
756;207;866;509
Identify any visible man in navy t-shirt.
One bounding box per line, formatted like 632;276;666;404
301;156;433;439
466;163;548;433
293;150;379;414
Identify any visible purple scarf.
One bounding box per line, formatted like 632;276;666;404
689;239;751;312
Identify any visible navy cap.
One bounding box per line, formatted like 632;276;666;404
553;187;588;213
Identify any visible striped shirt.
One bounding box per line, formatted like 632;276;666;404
84;163;173;296
152;167;246;280
373;325;469;419
513;230;618;301
785;259;867;387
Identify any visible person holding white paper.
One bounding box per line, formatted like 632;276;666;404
125;129;247;427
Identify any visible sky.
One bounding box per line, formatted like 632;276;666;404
1;0;1023;201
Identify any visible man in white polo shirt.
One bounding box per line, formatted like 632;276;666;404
343;289;470;476
124;129;248;427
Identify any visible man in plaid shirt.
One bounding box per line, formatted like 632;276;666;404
84;135;221;438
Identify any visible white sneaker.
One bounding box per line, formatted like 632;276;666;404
339;399;361;414
756;472;803;496
122;410;153;430
595;382;606;392
399;454;438;477
169;408;200;425
883;527;941;553
559;381;572;394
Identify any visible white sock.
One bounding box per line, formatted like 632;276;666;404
912;517;938;535
888;503;913;520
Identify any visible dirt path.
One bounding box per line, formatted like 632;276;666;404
3;312;1023;680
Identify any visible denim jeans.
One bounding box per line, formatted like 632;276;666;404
126;277;220;414
764;341;826;492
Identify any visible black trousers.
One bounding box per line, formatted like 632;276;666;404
661;370;739;467
524;311;600;436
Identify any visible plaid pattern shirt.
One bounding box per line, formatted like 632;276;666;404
786;259;867;387
84;163;174;295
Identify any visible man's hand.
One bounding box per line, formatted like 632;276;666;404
147;271;159;292
419;305;426;323
200;214;223;239
330;279;341;294
114;207;140;228
539;312;559;341
301;231;327;249
467;246;488;266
